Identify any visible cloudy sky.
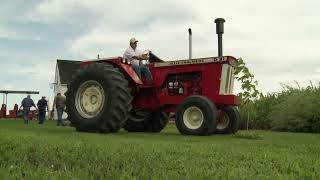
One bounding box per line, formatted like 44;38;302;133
0;0;319;108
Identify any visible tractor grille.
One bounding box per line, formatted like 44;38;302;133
219;64;235;95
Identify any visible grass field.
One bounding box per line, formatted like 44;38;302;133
0;120;320;179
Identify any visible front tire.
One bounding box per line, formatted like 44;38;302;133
216;106;240;134
65;63;132;133
175;95;217;136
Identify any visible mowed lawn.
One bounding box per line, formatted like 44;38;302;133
0;120;320;179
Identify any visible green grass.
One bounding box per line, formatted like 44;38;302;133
0;120;320;179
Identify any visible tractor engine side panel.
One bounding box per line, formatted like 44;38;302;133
165;72;202;96
150;62;237;108
150;63;223;105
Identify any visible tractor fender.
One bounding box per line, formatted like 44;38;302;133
80;59;143;85
117;63;143;84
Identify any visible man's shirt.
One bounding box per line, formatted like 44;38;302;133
54;95;66;108
37;99;48;111
21;98;35;110
123;46;143;66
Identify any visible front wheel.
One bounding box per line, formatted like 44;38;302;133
216;106;240;134
175;95;218;136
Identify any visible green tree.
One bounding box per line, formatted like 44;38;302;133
234;58;260;129
234;58;260;102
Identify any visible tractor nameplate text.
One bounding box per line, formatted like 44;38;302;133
154;57;228;67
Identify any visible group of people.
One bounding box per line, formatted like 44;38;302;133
19;93;66;126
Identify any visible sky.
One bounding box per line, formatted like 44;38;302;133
0;0;319;109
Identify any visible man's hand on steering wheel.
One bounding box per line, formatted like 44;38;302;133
141;54;149;60
141;50;150;61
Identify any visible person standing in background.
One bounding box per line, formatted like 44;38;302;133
19;95;37;124
37;96;48;124
53;93;66;126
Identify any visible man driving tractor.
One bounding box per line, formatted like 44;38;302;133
123;38;153;84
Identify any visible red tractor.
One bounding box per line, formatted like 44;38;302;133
65;18;240;136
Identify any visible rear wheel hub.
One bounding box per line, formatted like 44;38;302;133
75;80;105;119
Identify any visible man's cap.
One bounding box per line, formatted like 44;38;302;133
130;38;138;44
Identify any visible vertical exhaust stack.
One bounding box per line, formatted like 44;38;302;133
188;28;192;59
214;18;225;57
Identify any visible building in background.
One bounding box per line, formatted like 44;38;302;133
53;59;81;119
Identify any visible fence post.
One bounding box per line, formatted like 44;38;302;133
247;110;250;130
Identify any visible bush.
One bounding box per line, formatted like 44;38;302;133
270;84;320;132
239;93;283;130
239;82;320;133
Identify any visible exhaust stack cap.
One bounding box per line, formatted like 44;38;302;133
188;28;192;35
214;18;225;34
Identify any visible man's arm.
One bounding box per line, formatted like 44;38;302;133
124;49;148;61
31;100;37;110
135;49;150;60
52;97;56;111
62;96;66;108
132;54;148;60
19;99;25;110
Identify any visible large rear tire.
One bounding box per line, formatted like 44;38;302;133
65;63;132;133
216;106;240;134
175;95;217;136
124;109;169;132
